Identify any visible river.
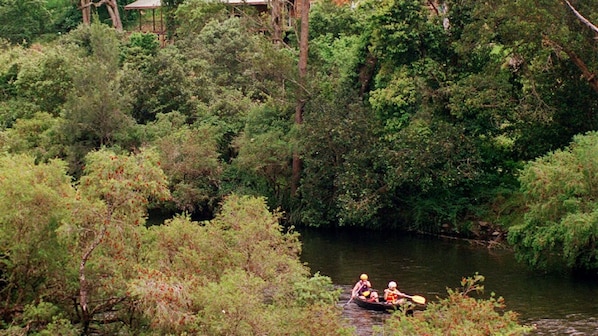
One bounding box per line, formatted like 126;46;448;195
298;228;598;335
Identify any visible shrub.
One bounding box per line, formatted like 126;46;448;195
374;274;534;336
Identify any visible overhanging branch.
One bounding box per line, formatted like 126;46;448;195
564;0;598;35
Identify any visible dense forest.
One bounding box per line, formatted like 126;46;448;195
0;0;597;334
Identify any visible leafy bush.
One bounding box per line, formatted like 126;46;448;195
129;195;352;335
508;131;598;271
0;0;51;45
374;274;534;336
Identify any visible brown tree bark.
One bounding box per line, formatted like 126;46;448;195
271;0;283;44
292;0;310;197
78;203;113;334
545;38;598;94
79;0;123;31
80;0;91;25
559;1;598;93
79;224;106;333
564;0;598;35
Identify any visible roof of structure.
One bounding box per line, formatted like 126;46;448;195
221;0;268;4
124;0;269;10
124;0;162;10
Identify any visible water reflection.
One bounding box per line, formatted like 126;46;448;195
299;228;598;335
338;285;389;336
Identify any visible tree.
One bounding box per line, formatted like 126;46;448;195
13;45;75;115
121;45;195;124
128;195;352;335
155;124;223;213
508;131;598;272
230;103;294;207
2;112;68;162
292;0;310;197
60;22;134;174
458;0;598;157
0;154;75;321
0;0;51;45
58;148;170;333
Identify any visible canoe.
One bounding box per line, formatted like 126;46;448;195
352;293;426;314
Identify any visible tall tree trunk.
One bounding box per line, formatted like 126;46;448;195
292;0;310;197
106;0;123;31
271;0;282;44
79;205;112;334
79;0;123;31
79;226;106;334
80;0;91;25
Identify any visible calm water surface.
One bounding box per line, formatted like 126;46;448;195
298;228;598;335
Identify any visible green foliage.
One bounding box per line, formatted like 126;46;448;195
121;45;195;123
59;23;135;174
0;0;51;45
180;17;261;92
369;65;419;133
0;99;39;130
0;0;597;286
162;0;187;38
374;274;534;336
175;0;228;36
300;89;382;227
155;124;223;213
0;154;74;294
0;46;44;128
13;302;79;335
0;154;75;320
377;116;484;231
46;0;81;33
309;0;361;39
13;45;75;114
130;195;350;335
0;61;20;101
1;112;67;162
310;33;365;91
456;0;598;159
230;103;293;207
292;272;340;307
508;132;598;271
366;0;443;65
56;148;170;333
122;32;160;60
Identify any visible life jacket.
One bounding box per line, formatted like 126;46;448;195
386;290;400;303
357;280;371;297
357;281;370;295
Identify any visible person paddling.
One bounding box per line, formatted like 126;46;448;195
383;281;405;304
351;273;378;302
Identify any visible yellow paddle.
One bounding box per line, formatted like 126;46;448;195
403;294;426;305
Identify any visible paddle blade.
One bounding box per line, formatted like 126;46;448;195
411;295;426;305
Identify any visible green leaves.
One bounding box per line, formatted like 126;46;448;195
155;124;223;212
369;66;419;133
376;274;533;336
129;195;346;335
508;132;598;271
0;0;51;45
0;154;75;306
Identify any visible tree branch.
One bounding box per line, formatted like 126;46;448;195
80;0;109;10
90;296;128;315
544;38;598;93
427;0;439;16
564;0;598;35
